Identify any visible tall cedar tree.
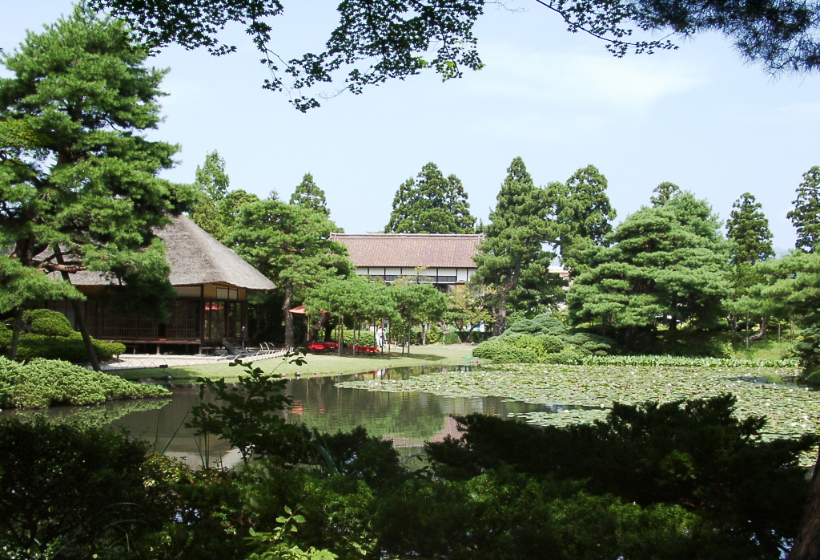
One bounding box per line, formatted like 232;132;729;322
650;182;681;207
548;164;616;278
190;150;230;241
788;166;820;253
473;157;558;335
568;192;731;349
290;173;330;216
385;162;475;234
727;193;775;265
0;6;193;369
725;193;775;337
228;200;350;348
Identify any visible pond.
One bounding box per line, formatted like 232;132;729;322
6;366;569;469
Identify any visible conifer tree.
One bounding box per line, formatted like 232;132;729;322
548;165;616;277
228;201;350;348
384;163;475;234
473;157;559;334
726;193;775;265
190;150;230;241
788;166;820;253
650;182;681;207
0;6;194;368
568;193;731;349
290;173;330;216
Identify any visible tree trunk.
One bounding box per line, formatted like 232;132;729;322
788;447;820;560
493;294;508;336
282;280;294;349
53;246;101;371
311;313;328;343
748;316;768;343
337;317;343;356
727;313;738;334
406;324;411;355
9;307;24;361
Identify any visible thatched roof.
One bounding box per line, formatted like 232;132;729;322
63;215;275;290
330;233;483;268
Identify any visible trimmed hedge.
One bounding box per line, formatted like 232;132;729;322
1;309;125;363
474;313;615;364
23;309;74;337
0;357;169;409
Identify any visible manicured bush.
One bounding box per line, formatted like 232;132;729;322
444;332;461;345
0;333;125;362
474;314;615;364
23;308;75;337
0;356;169;409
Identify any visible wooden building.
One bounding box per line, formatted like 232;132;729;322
329;233;483;292
49;216;275;353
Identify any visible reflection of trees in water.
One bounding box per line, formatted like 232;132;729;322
0;397;170;427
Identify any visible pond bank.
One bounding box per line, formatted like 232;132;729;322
115;344;478;381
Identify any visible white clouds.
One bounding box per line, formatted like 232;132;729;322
465;42;708;111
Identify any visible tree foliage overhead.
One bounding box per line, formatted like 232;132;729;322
788;166;820;253
473;157;560;334
83;0;820;114
548;164;616;277
0;5;194;310
290;173;330;217
650;181;681;207
89;0;485;111
384;162;475;234
726;192;775;265
568;192;731;348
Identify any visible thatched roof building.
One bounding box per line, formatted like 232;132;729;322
49;216;274;352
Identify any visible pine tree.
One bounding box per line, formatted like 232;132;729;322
568;193;731;349
384;162;475;233
650;182;681;207
228;201;350;348
787;166;820;253
549;165;616;277
190;150;230;241
0;6;194;368
726;193;774;265
290;173;330;216
473;157;559;334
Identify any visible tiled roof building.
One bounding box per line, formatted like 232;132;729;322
330;233;483;291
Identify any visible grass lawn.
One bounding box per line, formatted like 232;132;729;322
115;343;478;381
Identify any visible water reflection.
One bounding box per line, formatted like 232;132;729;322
5;366;559;469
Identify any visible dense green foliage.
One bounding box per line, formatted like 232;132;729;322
473;157;562;334
189;150;232;241
229;200;351;347
473;313;614;363
1;309;126;362
727;192;775;265
425;394;817;558
0;356;168;409
384;162;475;234
290;173;331;216
794;325;820;384
548;164;616;278
2;382;815;559
0;6;194;317
568;192;731;350
788;166;820;253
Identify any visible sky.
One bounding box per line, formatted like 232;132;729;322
3;1;819;252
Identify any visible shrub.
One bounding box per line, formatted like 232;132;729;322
1;334;125;362
23;309;75;337
795;325;820;385
444;332;461;345
0;357;169;409
503;314;566;337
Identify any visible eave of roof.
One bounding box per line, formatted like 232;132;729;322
330;233;483;268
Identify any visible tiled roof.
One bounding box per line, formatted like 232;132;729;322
330;233;482;268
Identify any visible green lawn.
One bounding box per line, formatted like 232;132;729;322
115;344;477;381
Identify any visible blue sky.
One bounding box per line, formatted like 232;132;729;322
3;1;819;251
